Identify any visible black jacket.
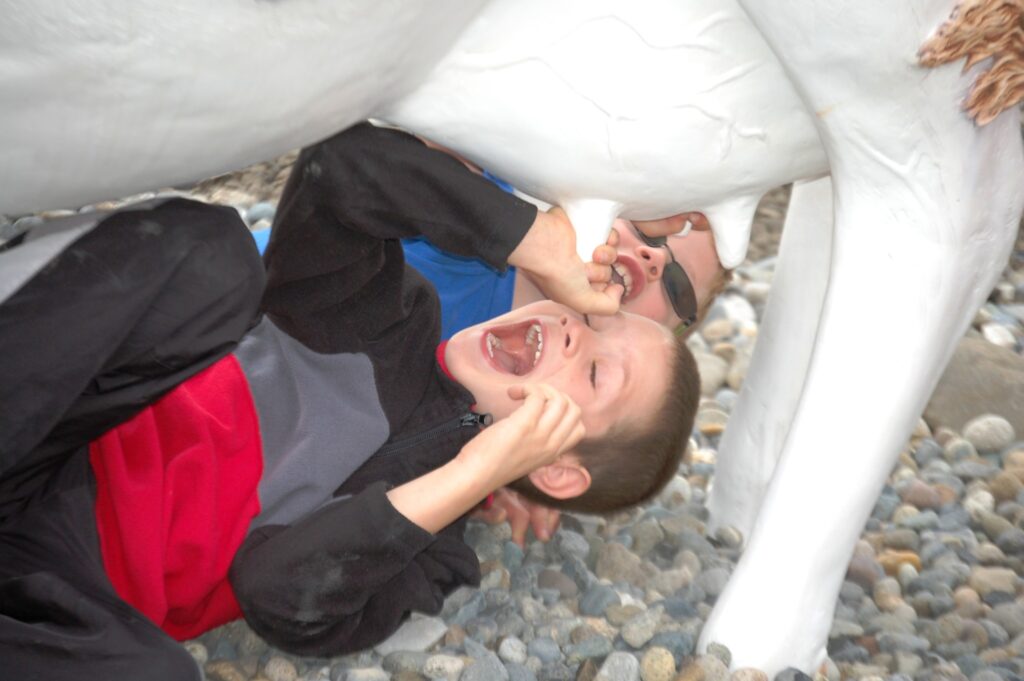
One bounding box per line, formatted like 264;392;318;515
228;123;538;655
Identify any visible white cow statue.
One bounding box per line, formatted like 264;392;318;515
2;0;1022;674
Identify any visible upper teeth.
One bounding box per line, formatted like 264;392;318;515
527;323;543;365
612;262;633;297
486;332;499;358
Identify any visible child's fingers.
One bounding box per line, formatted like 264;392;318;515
590;243;618;266
535;390;582;453
549;401;585;454
531;506;561;543
506;383;554;425
535;389;572;436
585;261;612;284
509;382;562;403
506;384;529;402
558;420;587;455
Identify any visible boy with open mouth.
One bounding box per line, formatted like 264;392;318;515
0;123;699;679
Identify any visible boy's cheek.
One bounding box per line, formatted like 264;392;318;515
471;388;517;422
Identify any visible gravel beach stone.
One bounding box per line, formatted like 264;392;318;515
595;652;641;681
374;617;448;656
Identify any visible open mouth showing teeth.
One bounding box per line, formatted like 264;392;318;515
610;258;643;302
484;320;543;375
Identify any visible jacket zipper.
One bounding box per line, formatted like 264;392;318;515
375;411;493;457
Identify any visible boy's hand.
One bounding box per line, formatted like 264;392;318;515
509;208;623;316
458;383;585;490
473;488;562;547
389;385;581;536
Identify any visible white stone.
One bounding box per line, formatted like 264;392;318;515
982;322;1018;349
963;414;1016;452
719;293;758;324
498;637;528;665
423;654;466;681
693;351;730;396
374;615;448;656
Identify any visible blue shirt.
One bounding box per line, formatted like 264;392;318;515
251;170;519;340
402;238;516;340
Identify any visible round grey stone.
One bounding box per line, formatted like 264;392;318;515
537;569;578;599
621;607;662;648
504;541;525;571
996;527;1024;554
565;635;613;664
462;638;510;681
648;631;696;665
554;530;591;562
944;438;978;462
990;602;1024;636
507;662;539;681
343;669;390;681
596;542;645;582
695;567;731;598
382;651;428;674
876;632;931;653
963;415;1016;452
264;657;298;681
527;637;562;664
580;584;621;617
969;672;1004;681
466;617;499;646
499;637;528;666
631;519;666;557
374;616;448;655
538;661;574;681
595;651;641;681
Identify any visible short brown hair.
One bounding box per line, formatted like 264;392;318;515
510;336;699;514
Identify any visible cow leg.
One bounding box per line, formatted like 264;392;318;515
698;0;1024;673
707;176;834;540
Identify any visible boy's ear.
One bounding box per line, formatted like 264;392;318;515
527;455;591;500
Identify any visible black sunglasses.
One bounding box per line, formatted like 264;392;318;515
634;228;698;330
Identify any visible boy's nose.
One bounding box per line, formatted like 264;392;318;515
635;246;666;281
558;315;585;357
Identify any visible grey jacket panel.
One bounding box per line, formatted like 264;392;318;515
235;317;389;529
0;214;102;305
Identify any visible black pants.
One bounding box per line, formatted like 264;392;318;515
0;199;264;681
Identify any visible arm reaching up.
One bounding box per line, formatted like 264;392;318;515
387;383;584;534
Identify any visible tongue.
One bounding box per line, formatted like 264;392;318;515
494;345;532;375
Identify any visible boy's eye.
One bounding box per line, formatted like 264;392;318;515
590;360;597;389
583;314;591;328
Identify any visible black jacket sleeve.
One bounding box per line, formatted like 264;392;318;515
229;483;480;657
261;123;537;348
